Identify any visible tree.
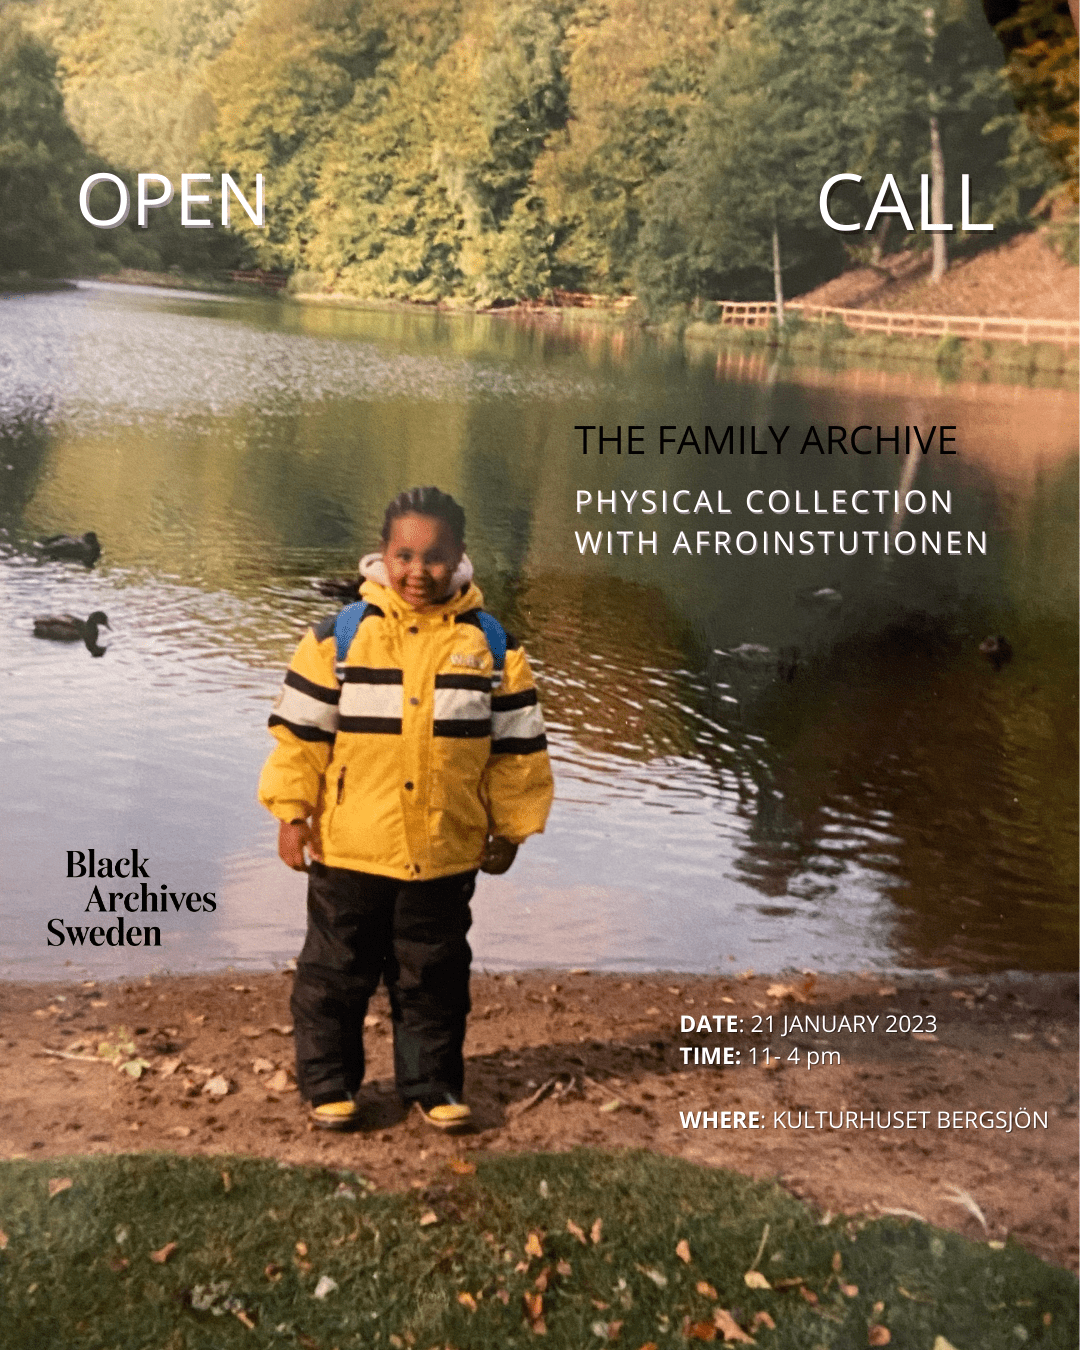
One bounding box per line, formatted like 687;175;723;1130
0;12;98;274
635;35;837;314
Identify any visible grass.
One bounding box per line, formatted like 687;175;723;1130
0;1150;1075;1350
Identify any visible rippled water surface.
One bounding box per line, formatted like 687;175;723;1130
1;282;1076;978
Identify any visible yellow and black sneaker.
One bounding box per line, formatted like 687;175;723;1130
309;1093;361;1131
415;1093;472;1132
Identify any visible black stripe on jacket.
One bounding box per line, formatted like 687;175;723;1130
268;714;336;743
491;733;548;755
284;669;340;704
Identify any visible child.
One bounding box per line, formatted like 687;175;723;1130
258;486;554;1131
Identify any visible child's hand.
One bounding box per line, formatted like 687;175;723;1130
278;819;322;872
480;835;518;875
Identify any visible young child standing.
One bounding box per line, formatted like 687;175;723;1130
258;487;554;1131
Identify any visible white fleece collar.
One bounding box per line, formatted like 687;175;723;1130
359;551;474;592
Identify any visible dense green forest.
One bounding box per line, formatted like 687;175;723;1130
4;0;1077;305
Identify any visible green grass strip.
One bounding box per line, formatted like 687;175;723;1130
0;1150;1074;1349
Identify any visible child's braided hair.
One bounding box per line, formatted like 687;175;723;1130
381;486;466;547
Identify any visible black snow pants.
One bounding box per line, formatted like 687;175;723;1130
290;861;476;1104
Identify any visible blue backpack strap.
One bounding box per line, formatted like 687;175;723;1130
334;600;369;664
475;610;508;671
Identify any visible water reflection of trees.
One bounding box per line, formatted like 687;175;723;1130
513;564;1077;973
0;394;54;528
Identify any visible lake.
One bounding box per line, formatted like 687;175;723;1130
1;281;1076;979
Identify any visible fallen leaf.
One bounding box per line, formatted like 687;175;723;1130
523;1290;543;1321
743;1271;770;1289
265;1263;284;1282
266;1069;296;1093
676;1238;692;1264
170;1126;192;1138
106;1254;129;1272
149;1242;178;1264
534;1268;550;1292
556;1260;572;1277
684;1322;716;1341
773;1277;806;1289
230;984;250;993
831;1251;842;1273
495;1288;510;1305
931;1339;959;1350
750;1312;775;1332
592;1300;610;1310
252;1057;276;1075
202;1075;231;1098
636;1265;668;1288
525;1230;545;1257
269;1024;293;1035
591;1218;604;1244
877;986;897;996
0;1229;7;1250
313;1275;338;1300
448;1159;476;1175
765;983;791;999
696;1281;718;1300
872;1302;884;1315
48;1177;73;1198
419;1211;439;1227
840;1282;859;1297
798;1286;818;1305
566;1219;587;1245
295;1241;308;1256
158;1057;182;1076
221;1171;232;1192
592;1319;623;1340
637;1344;659;1350
599;1099;622;1113
712;1308;754;1342
240;1026;264;1038
458;1292;478;1312
868;1327;891;1345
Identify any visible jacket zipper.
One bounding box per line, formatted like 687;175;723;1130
336;767;346;804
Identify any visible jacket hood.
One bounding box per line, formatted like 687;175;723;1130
358;551;483;615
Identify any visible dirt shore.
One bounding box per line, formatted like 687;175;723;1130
2;968;1075;1271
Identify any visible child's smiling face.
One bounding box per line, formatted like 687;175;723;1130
383;513;464;610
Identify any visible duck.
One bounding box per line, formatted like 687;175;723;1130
979;635;1012;671
35;531;101;565
796;585;842;606
33;611;110;657
313;576;361;601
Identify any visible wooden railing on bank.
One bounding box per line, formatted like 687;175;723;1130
549;289;637;311
715;300;1080;346
226;268;289;290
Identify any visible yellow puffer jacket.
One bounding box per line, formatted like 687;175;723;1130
258;564;554;880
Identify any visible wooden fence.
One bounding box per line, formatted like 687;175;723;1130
549;289;637;311
715;300;1079;346
226;268;289;291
